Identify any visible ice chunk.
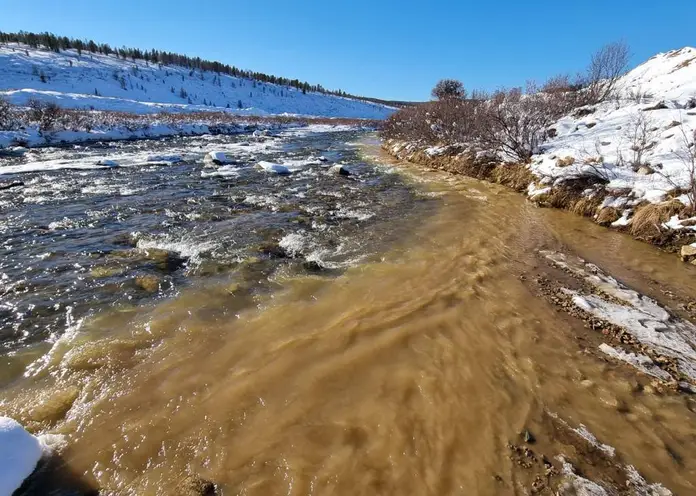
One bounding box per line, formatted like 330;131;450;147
257;161;291;175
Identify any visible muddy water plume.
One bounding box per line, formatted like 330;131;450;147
3;139;696;494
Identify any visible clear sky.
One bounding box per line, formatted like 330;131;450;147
1;0;694;101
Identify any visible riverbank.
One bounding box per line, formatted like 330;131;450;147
383;138;696;263
0;103;379;151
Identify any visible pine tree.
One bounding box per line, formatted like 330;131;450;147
237;99;243;109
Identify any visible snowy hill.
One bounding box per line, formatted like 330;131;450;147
531;47;696;208
0;43;395;119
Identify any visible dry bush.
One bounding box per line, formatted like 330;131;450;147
478;84;567;161
27;98;63;133
623;111;658;170
583;41;631;104
0;96;17;130
630;201;686;240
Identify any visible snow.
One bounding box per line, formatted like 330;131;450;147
204;151;230;165
0;417;43;495
257;161;291;175
0;43;395;119
531;47;696;207
543;251;696;381
599;343;672;381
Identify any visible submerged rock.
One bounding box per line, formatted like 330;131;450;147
329;164;351;176
0;417;44;495
135;274;161;292
178;475;217;495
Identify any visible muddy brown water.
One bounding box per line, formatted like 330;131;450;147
4;136;696;495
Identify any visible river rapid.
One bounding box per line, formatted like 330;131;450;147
2;127;696;495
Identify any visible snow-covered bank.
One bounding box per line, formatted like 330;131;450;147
0;43;395;119
530;47;696;207
383;47;696;260
0;416;63;495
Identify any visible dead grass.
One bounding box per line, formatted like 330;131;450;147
596;207;621;226
556;156;576;167
491;163;534;192
630;200;686;240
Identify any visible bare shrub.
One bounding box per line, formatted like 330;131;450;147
478;85;561;161
431;79;466;100
583;41;631;104
0;96;17;130
624;111;658;170
27;98;63;133
667;124;696;212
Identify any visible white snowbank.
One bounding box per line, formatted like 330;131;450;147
531;47;696;208
543;251;696;381
0;417;43;495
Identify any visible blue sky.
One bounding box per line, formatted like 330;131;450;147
1;0;694;101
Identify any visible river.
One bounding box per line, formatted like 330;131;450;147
2;128;696;495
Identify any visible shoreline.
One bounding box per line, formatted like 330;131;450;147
0;112;379;153
383;138;696;264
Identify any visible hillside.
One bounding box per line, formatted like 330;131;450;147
0;43;395;119
530;46;696;206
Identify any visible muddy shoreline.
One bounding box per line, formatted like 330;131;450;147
383;139;696;263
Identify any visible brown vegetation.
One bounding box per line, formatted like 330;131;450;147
381;42;630;163
630;201;686;241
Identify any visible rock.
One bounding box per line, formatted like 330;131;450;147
0;146;28;157
680;244;696;263
0;180;24;191
178;475;217;495
329;164;351;176
0;417;44;495
257;161;291;175
96;159;119;167
90;266;126;278
204;151;229;166
636;165;655;175
522;429;536;444
257;242;288;258
318;156;329;162
139;248;187;272
135;275;161;292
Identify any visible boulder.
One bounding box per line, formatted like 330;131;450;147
0;146;28;157
135;274;161;292
329;164;350;176
257;161;291;175
318;156;329;162
681;244;696;263
0;417;44;495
